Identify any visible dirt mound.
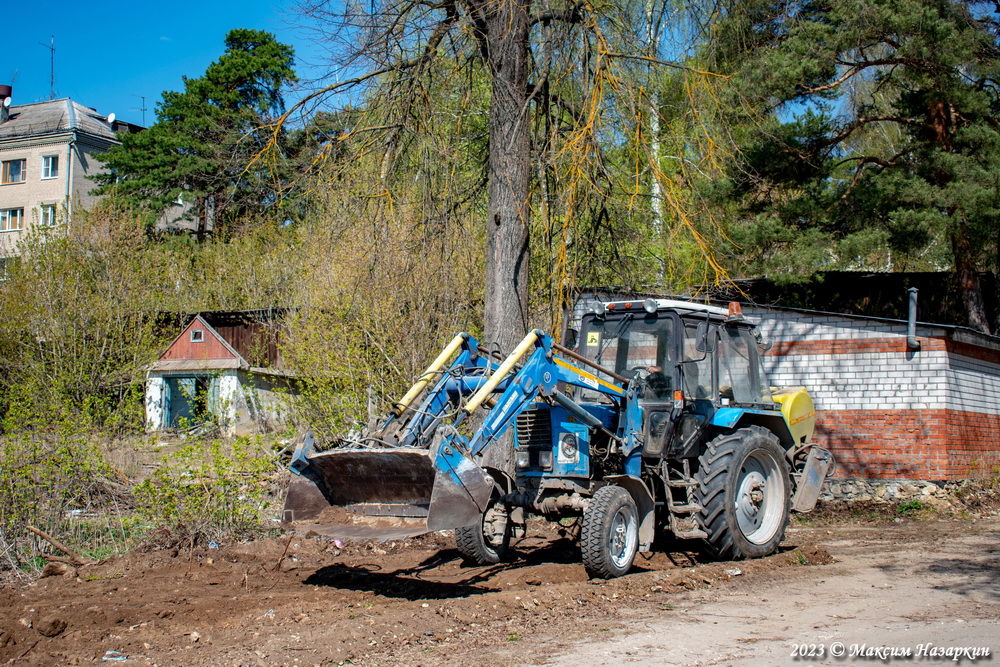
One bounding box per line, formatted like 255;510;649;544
0;521;830;666
952;478;1000;515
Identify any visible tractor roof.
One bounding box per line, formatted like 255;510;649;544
601;298;731;318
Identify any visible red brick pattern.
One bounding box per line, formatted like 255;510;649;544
814;409;1000;481
767;336;1000;365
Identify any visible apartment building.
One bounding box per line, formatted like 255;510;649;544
0;86;141;262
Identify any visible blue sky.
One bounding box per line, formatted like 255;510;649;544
5;1;325;126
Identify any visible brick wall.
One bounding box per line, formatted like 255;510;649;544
748;307;1000;481
570;295;1000;481
1;138;109;256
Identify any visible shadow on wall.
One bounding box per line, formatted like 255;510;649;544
812;412;938;480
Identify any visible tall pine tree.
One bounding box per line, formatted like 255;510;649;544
94;29;297;238
715;0;1000;332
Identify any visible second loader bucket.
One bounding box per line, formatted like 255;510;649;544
283;434;494;540
426;440;495;531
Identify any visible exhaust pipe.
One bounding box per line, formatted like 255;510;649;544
907;287;920;350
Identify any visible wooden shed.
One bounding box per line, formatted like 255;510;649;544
145;310;295;436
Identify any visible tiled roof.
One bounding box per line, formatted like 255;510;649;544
0;98;118;141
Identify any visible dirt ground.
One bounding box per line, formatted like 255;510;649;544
1;510;997;666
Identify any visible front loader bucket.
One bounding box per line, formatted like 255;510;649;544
426;440;495;531
283;435;494;540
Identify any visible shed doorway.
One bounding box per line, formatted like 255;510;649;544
165;376;217;428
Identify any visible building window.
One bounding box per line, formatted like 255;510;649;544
42;155;59;179
39;204;57;227
0;208;24;231
190;329;204;343
1;159;26;184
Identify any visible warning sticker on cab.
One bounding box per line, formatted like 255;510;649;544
586;332;600;346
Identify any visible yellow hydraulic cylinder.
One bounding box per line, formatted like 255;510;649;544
392;333;468;417
462;330;540;416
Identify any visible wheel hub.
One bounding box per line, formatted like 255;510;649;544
609;508;637;569
734;453;784;545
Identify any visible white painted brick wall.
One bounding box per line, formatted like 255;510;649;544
750;309;1000;416
573;296;1000;417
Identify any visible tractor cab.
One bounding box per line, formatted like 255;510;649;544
577;299;782;458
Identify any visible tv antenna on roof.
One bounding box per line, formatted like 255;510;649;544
132;94;147;126
38;36;55;100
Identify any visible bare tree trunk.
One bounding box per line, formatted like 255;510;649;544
645;0;664;237
197;199;207;242
952;215;990;333
994;225;1000;334
483;0;531;354
478;0;532;475
645;0;665;284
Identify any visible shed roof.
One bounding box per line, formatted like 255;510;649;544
149;359;243;372
148;314;293;376
578;286;1000;350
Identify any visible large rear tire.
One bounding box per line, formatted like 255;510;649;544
455;492;512;564
694;426;791;559
581;485;639;578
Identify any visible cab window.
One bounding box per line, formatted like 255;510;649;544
719;325;773;404
682;321;715;400
578;313;676;400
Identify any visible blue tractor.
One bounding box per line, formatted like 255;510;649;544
284;299;832;577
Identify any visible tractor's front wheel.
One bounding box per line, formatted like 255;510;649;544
455;491;512;565
694;426;791;559
581;485;639;578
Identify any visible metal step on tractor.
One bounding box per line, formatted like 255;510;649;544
283;299;833;577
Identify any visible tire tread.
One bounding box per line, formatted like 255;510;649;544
581;485;637;579
694;426;790;560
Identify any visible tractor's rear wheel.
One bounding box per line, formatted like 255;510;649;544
581;485;639;578
694;426;791;559
455;491;512;564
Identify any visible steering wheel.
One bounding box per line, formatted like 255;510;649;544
635;367;671;399
626;366;651;380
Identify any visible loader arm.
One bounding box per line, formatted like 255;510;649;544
284;329;634;538
465;331;626;457
424;330;634;530
377;332;497;448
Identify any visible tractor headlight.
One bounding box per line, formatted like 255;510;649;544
516;450;530;469
538;450;553;470
560;433;577;459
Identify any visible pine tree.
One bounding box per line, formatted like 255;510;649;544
94;29;297;238
715;0;1000;331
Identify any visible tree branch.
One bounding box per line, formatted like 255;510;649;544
531;2;586;26
789;116;933;160
26;525;91;566
798;58;909;94
602;52;729;78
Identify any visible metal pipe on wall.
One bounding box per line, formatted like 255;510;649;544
907;287;921;350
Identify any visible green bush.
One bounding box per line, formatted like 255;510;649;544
0;432;131;577
896;499;925;515
133;436;281;544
